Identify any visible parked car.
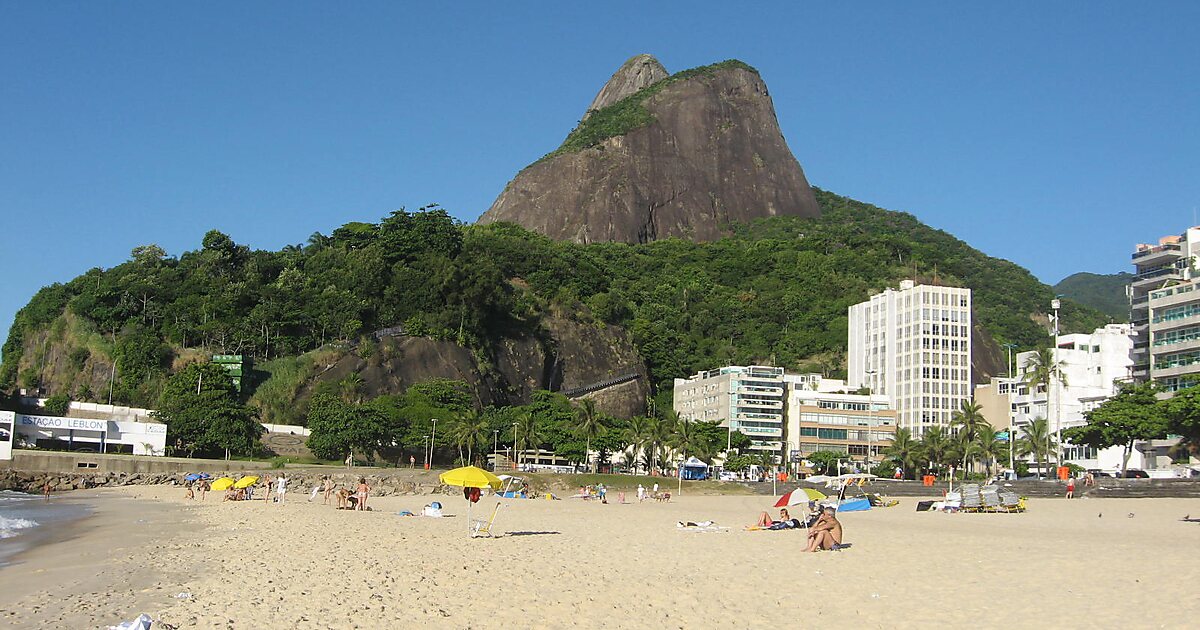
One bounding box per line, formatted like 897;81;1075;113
1120;469;1150;478
1086;469;1113;478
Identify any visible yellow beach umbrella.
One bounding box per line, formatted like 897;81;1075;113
439;465;503;490
210;477;236;491
234;475;259;489
439;466;503;537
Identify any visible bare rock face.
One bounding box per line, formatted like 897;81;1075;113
478;57;821;244
583;54;668;118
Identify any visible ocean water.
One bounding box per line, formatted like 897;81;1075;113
0;490;90;567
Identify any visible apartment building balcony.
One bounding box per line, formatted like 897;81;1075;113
1132;243;1183;267
1151;337;1200;355
1131;363;1150;379
735;399;783;410
736;385;783;396
1151;362;1200;379
1152;312;1200;332
1131;267;1185;288
739;425;783;438
735;412;782;423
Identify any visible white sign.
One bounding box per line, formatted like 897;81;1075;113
18;415;107;432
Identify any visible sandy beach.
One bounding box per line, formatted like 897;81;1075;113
1;486;1198;629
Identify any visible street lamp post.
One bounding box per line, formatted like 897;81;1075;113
423;435;430;470
1001;342;1018;478
512;422;520;471
430;418;438;470
865;368;877;475
492;430;499;470
1051;298;1062;473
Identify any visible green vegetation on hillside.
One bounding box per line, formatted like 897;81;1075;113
540;59;758;162
1;191;1109;413
1053;272;1132;321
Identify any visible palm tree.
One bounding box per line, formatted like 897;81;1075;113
919;426;952;476
1017;416;1057;478
670;418;704;467
449;410;489;466
647;413;678;475
516;411;540;469
973;426;1005;478
574;400;605;473
622;415;653;474
883;427;920;479
950;400;988;471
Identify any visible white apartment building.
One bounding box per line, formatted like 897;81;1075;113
1130;227;1200;387
848;281;972;437
979;324;1145;471
673;366;785;454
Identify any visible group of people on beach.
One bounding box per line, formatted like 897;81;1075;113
749;504;844;551
314;476;371;511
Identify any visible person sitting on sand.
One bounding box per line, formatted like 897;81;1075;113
223;488;237;502
752;508;798;530
806;507;843;552
184;483;194;500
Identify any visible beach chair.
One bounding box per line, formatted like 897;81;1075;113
997;491;1025;513
980;485;1002;512
960;484;982;513
470;502;503;538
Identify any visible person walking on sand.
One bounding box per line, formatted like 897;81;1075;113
276;473;288;504
43;480;52;501
322;476;334;505
345;454;353;470
199;478;210;501
409;455;415;469
637;484;645;502
356;477;370;511
1066;476;1076;499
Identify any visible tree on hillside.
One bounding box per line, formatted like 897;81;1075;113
153;362;263;458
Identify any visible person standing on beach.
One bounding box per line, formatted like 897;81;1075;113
262;474;273;502
322;476;334;505
356;477;370;511
276;474;288;504
409;455;415;469
199;479;209;501
637;484;645;502
43;480;52;501
1066;476;1076;499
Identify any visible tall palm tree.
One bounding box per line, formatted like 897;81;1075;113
574;399;605;473
647;413;678;475
449;410;489;466
950;400;989;470
516;411;540;469
919;426;952;476
622;415;653;474
973;426;1005;478
883;428;920;479
1017;416;1057;478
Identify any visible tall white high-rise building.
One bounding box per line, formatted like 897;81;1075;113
848;281;973;437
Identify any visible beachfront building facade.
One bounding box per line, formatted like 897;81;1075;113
785;378;895;469
1130;227;1200;387
0;410;13;461
847;281;973;438
673;365;786;455
975;324;1148;471
10;399;167;456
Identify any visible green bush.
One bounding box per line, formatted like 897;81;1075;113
270;456;289;469
43;394;71;416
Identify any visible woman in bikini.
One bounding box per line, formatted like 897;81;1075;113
356;477;370;511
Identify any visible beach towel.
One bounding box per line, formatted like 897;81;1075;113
677;521;728;533
108;613;153;630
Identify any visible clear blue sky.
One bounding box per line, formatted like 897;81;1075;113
2;2;1198;356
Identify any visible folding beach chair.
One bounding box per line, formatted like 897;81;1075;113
471;501;504;538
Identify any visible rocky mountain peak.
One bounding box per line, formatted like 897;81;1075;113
478;57;821;244
583;54;668;119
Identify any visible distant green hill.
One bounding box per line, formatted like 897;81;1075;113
1054;272;1132;321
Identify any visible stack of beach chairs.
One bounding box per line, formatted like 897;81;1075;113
957;484;1026;513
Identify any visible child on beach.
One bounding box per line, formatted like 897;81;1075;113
1066;476;1076;499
